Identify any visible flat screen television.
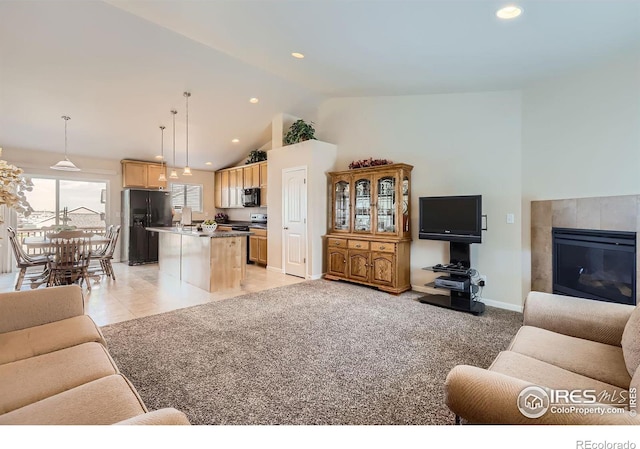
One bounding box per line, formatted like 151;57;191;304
418;195;482;243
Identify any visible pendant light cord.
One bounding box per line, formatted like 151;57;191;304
184;92;191;167
62;115;70;159
171;110;177;167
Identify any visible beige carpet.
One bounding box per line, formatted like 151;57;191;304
101;280;522;425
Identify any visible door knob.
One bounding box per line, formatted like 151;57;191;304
283;227;289;230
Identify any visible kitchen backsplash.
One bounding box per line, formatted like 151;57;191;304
221;207;267;222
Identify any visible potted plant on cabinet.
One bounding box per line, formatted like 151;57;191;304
283;119;316;145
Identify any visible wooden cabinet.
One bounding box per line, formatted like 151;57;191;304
259;162;267;207
324;163;413;294
249;228;267;265
214;161;268;209
243;164;260;188
122;160;168;189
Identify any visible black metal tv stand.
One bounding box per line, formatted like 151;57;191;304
417;242;485;316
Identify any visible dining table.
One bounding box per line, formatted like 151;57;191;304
22;235;111;251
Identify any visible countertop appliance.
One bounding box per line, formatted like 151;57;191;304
242;188;260;207
231;214;267;263
122;189;173;265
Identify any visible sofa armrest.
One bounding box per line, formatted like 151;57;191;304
444;365;640;425
115;408;191;425
523;291;634;346
0;285;85;334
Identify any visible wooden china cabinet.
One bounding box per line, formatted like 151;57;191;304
324;163;413;294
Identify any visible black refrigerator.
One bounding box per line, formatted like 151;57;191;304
122;189;172;265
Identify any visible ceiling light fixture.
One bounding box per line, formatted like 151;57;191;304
50;115;80;171
249;97;259;104
182;91;192;176
169;110;179;180
291;52;305;59
205;162;212;166
496;5;522;19
231;138;239;143
158;125;167;182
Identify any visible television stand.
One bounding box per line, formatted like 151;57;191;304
416;242;485;316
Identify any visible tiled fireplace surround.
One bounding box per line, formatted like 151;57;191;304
531;195;640;298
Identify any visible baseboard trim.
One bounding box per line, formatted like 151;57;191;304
266;265;285;274
307;274;322;280
411;284;523;313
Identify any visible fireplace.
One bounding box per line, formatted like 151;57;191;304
552;228;636;305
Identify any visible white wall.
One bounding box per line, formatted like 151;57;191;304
267;140;337;279
520;54;640;299
317;91;524;309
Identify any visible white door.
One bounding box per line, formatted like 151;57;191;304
283;167;307;278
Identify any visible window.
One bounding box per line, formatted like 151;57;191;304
170;183;203;212
17;177;108;233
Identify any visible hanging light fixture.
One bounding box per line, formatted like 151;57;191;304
169;110;179;180
50;115;80;171
182;91;192;176
158;125;167;182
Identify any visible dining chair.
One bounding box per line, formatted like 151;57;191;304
46;230;94;291
89;225;121;280
7;227;50;290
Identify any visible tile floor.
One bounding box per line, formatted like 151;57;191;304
0;263;306;326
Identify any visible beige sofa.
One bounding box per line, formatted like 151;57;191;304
445;291;640;424
0;285;190;425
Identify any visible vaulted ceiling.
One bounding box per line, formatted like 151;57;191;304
2;1;639;170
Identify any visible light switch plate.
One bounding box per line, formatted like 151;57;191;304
506;213;515;224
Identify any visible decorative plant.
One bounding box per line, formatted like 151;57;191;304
348;158;393;169
283;119;316;145
246;149;267;164
0;148;33;223
214;212;228;223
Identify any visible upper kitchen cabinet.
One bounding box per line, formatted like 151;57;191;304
215;161;268;209
122;160;167;189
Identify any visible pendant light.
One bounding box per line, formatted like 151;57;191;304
158;125;167;182
182;91;192;176
50;115;80;171
169;110;179;180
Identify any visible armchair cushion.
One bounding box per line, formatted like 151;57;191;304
489;351;628;407
0;315;106;365
0;374;147;425
0;342;118;414
523;291;634;346
621;306;640;376
508;326;631;389
115;408;191;425
0;285;85;334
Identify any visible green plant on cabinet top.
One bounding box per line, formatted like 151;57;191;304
284;119;316;145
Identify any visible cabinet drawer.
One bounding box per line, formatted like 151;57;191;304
348;240;369;250
327;238;347;248
250;228;267;237
371;242;395;253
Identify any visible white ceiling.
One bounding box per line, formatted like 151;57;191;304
2;1;639;171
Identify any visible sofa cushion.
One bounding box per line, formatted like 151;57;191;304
0;315;105;365
508;326;631;389
0;342;118;415
490;351;629;407
0;374;147;425
621;306;640;377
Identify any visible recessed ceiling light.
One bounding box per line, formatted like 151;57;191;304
232;138;239;143
496;5;522;19
249;97;259;104
205;162;212;166
291;52;305;59
155;155;163;159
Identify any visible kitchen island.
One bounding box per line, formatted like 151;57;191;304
147;227;252;292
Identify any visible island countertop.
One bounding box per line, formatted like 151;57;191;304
146;227;252;238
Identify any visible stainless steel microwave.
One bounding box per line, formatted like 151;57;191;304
242;188;260;207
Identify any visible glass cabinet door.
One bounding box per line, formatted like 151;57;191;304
353;177;372;232
402;177;410;233
333;180;350;231
375;175;396;233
